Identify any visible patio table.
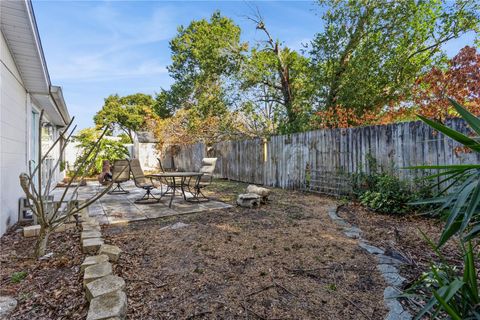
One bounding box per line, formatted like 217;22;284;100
146;172;203;208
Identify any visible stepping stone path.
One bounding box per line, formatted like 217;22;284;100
84;262;113;285
81;255;110;271
86;275;126;302
237;193;261;208
86;291;127;320
327;206;412;320
82;223;101;232
246;185;271;203
23;225;41;237
78;207;127;320
99;244;122;262
81;230;102;241
82;238;104;254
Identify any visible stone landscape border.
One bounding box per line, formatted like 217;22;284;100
327;205;412;320
79;207;127;320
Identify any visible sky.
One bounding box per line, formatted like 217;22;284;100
32;0;477;130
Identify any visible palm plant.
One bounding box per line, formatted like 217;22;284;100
410;99;480;247
407;99;480;318
407;236;479;319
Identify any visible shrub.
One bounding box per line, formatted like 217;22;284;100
406;240;479;319
355;173;413;214
73;128;130;176
351;154;433;214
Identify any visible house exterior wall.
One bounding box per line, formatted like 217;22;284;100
0;31;64;236
0;31;28;235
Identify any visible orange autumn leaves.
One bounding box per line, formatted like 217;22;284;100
314;46;480;128
414;46;480;121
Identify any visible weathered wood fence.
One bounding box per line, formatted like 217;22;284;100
163;118;479;190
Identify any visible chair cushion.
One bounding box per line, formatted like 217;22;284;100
199;158;217;175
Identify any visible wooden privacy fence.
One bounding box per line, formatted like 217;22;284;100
164;118;480;190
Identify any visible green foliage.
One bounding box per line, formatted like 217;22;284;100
310;0;479;113
94;93;156;142
410;99;480;246
11;271;27;283
117;133;132;144
73;128;129;176
239;45;315;135
354;172;414;214
406;239;479;319
153;89;175;119
59;160;66;172
352;154;432;214
406;100;480;318
162;11;247;119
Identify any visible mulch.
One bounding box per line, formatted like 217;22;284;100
337;203;462;284
337;203;463;316
103;181;389;320
0;180;462;320
0;227;87;320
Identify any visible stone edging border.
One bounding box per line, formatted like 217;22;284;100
78;207;127;320
327;205;412;320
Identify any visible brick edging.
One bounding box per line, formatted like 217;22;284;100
327;205;412;320
79;208;128;320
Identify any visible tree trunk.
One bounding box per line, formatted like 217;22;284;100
35;226;50;258
326;6;373;109
255;21;296;131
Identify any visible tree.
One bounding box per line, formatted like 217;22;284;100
241;18;315;134
413;46;480;121
163;11;247;118
153;89;175;119
73;128;130;176
94;93;157;142
153;108;246;147
310;0;480;114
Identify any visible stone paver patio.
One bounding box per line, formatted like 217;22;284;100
52;181;232;225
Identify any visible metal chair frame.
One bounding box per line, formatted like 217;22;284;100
108;159;130;195
109;182;129;194
129;159;160;204
184;158;217;202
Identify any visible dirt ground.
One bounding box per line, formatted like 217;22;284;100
338;203;462;313
0;179;459;320
103;180;389;320
0;227;87;319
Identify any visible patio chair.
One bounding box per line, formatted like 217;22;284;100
129;159;161;204
108;159;130;194
157;157;176;172
188;157;217;201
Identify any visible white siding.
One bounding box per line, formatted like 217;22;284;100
0;31;28;235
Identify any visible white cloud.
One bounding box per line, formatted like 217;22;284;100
47;2;175;82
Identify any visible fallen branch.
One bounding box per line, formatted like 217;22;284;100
271;277;295;296
338;293;372;320
247;284;275;297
